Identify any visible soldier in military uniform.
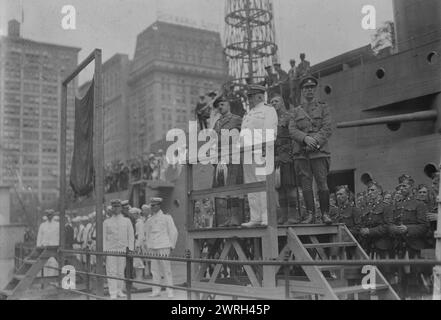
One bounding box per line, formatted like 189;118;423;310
359;182;393;259
296;53;311;80
241;84;278;228
388;180;429;298
211;94;244;227
289;76;332;225
270;94;300;225
273;63;290;109
330;186;362;238
329;186;362;261
262;66;278;99
397;174;416;199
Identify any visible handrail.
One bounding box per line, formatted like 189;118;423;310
59;248;441;267
15;245;441;300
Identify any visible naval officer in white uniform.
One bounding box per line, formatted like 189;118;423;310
241;84;278;227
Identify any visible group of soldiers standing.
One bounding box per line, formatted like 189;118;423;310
328;172;439;298
201;64;439;298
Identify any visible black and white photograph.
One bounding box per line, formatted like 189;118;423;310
0;0;440;304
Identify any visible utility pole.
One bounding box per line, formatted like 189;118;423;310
434;161;441;300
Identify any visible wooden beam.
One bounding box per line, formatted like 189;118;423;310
62;50;97;86
191;282;285;300
232;240;261;287
58;82;67;287
93;49;105;296
190;181;266;200
187;227;268;240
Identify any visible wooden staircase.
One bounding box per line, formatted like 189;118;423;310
0;247;59;300
280;225;400;300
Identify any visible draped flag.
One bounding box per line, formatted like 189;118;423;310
70;80;94;196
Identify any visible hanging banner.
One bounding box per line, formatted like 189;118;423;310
70;79;94;197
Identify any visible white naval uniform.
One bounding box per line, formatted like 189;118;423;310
36;219;60;276
144;210;178;296
103;214;134;298
133;218;145;269
241;101;278;225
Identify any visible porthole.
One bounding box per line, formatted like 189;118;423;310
376;68;385;79
387;122;401;132
324;85;332;95
427;51;439;65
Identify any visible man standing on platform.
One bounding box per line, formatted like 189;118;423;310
241;84;278;228
144;198;178;298
270;94;300;225
273;63;290;108
296;53;311;79
103;199;134;300
288;59;299;107
289;76;333;225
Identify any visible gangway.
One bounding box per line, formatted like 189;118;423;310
184;161;399;300
0;247;58;300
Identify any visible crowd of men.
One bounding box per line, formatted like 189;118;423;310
32;52;440;299
104;150;168;193
36;197;178;300
193;58;440;298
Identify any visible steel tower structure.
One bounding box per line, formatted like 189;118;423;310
223;0;278;88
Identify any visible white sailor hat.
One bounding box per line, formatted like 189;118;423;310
149;197;163;206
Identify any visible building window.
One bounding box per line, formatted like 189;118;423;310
3;128;20;139
42;85;58;95
23;155;39;165
24;83;40;93
23;131;39;140
23;119;39;129
4;117;20;127
5;93;20;104
23;168;39;178
42;144;57;154
23;143;39;153
5;81;21;91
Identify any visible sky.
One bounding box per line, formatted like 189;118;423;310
0;0;393;84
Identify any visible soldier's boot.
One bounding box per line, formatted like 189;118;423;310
277;198;288;225
301;211;314;224
318;190;333;225
301;190;315;224
285;199;301;225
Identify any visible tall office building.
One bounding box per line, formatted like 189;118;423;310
128;21;228;156
0;20;79;208
102;54;131;164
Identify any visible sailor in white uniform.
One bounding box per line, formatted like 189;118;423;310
103;199;135;300
144;198;178;298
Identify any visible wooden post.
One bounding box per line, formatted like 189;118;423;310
94;49;105;296
186;249;192;300
60;49;104;296
262;152;278;288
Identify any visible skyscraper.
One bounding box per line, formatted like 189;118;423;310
0;20;79;208
128;21;228;157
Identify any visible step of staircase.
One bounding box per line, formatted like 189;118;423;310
0;289;14;297
13;274;26;281
303;242;357;249
333;284;389;296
